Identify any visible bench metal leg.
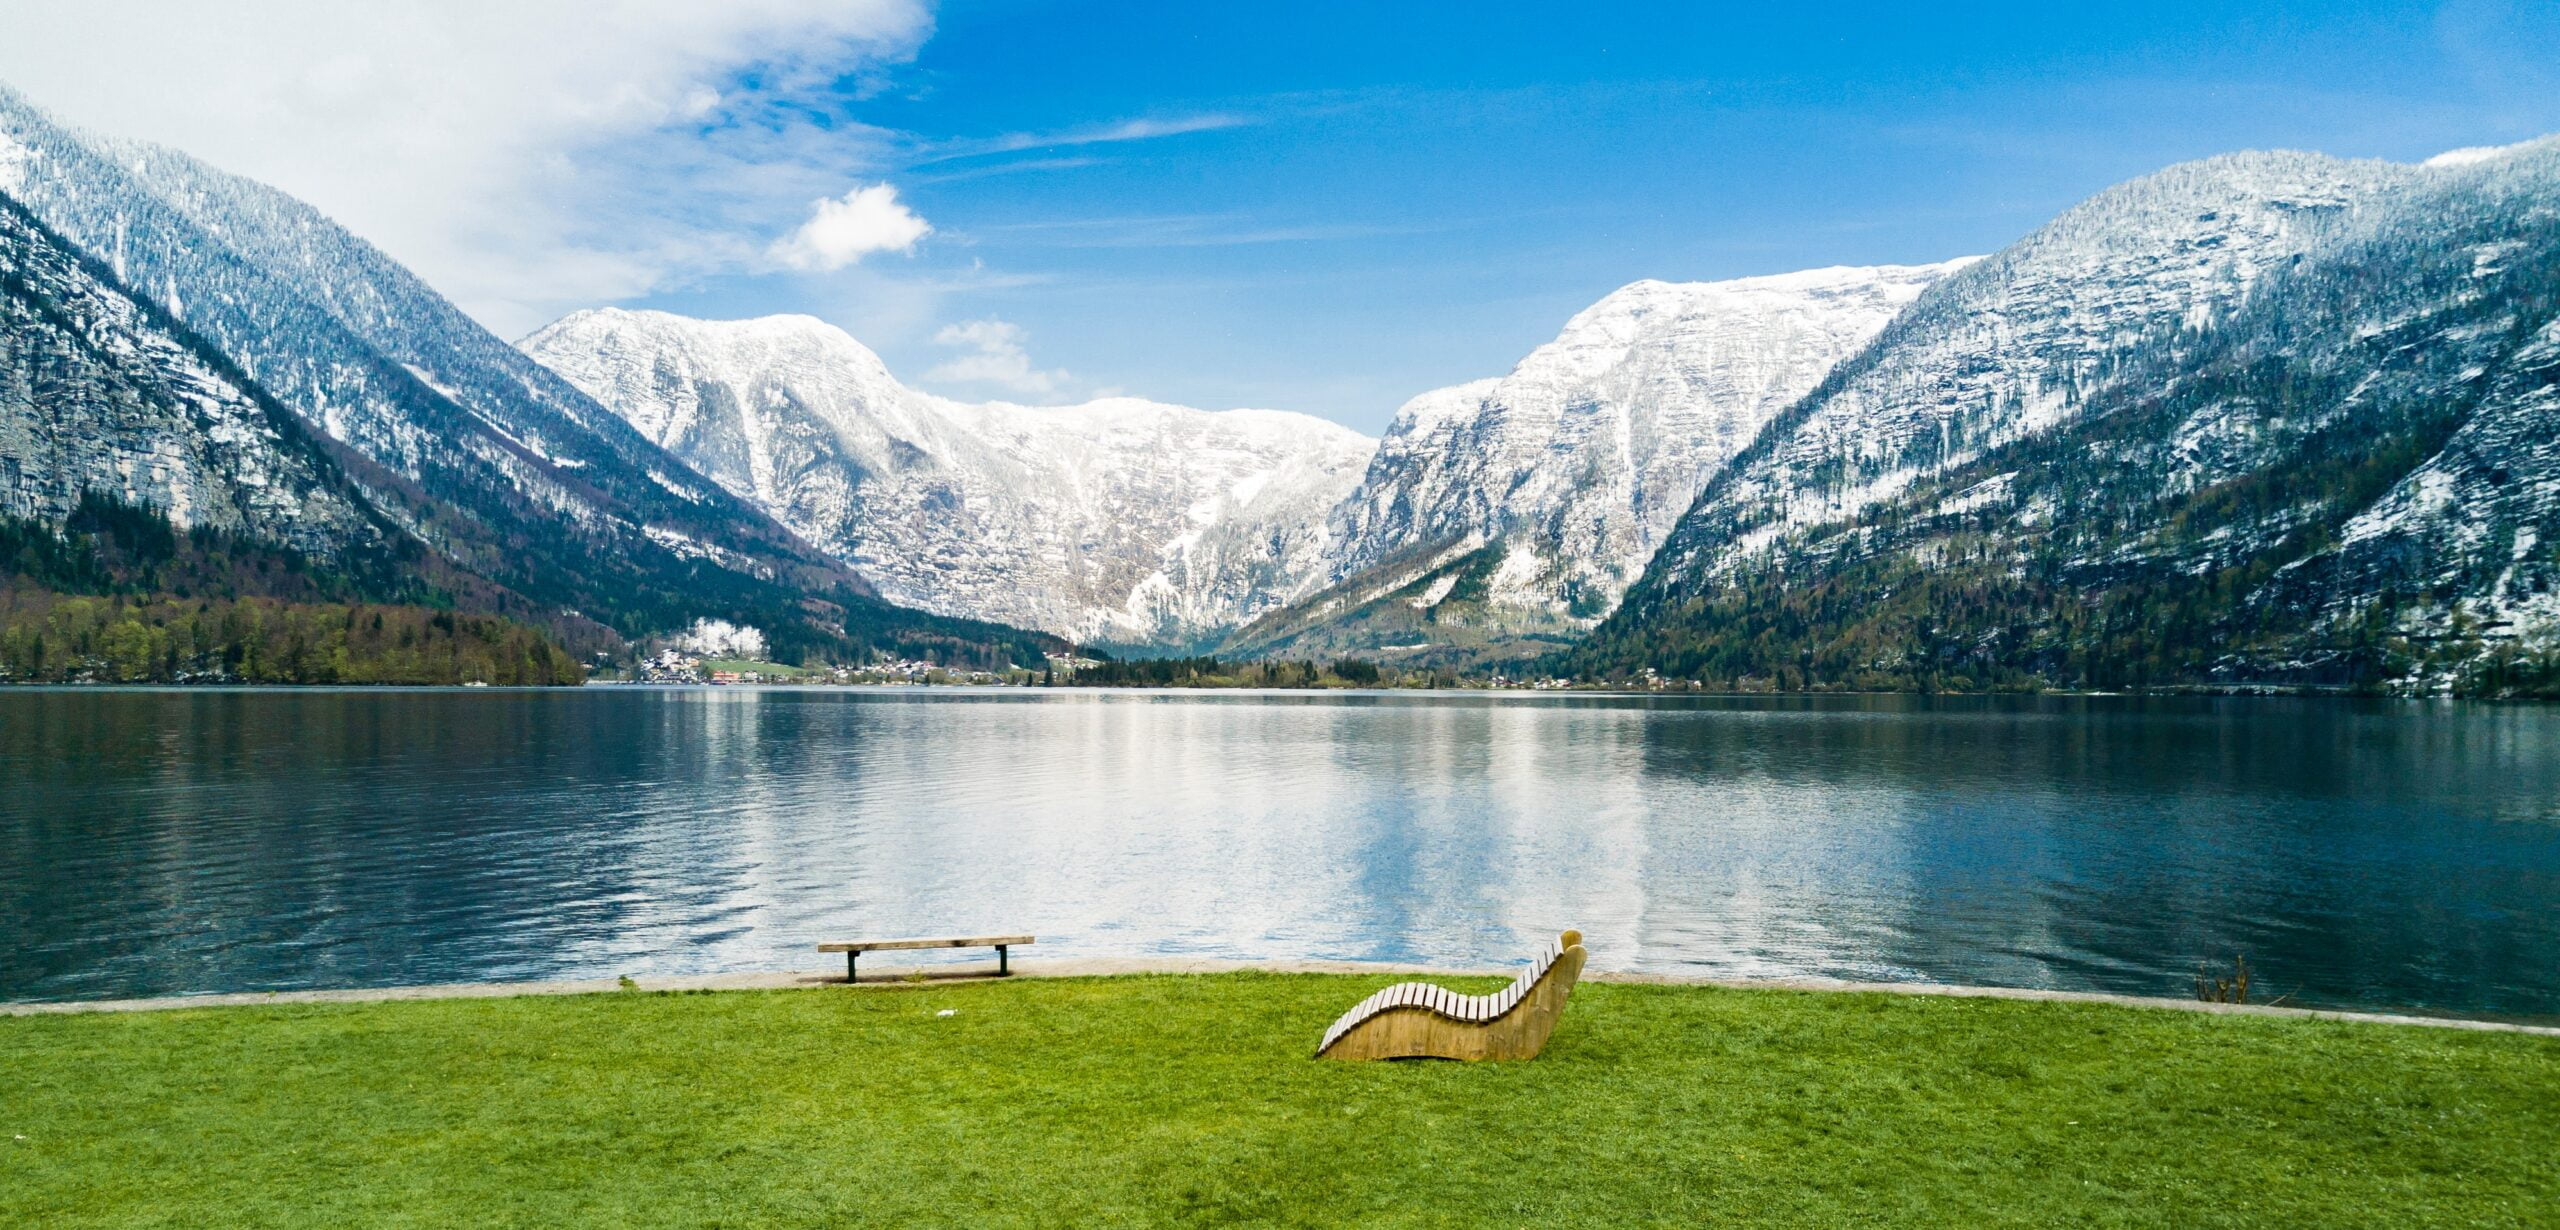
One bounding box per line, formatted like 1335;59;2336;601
847;951;858;984
998;945;1009;976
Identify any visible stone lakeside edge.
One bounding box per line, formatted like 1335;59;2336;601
5;958;2556;1038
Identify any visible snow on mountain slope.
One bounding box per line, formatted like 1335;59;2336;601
0;191;380;554
1582;138;2560;694
2252;137;2560;686
0;84;903;650
1643;150;2423;589
1221;261;1970;661
521;309;1376;645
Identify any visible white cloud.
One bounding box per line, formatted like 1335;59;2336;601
923;318;1070;398
770;184;931;271
0;1;932;335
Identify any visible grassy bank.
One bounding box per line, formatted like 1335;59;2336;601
692;657;813;678
3;974;2553;1227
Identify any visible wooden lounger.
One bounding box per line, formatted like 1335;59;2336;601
1315;930;1587;1061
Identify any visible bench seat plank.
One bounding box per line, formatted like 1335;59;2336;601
817;935;1035;953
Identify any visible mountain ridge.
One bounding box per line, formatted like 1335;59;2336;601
15;67;2551;695
1220;259;1974;663
0;83;1060;668
1579;138;2560;695
521;306;1376;646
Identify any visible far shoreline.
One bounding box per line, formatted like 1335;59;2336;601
3;680;2541;704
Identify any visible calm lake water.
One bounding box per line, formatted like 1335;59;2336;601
2;687;2556;1017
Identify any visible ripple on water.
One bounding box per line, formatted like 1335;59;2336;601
1;687;2556;1019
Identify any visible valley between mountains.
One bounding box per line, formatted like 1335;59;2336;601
3;76;2554;695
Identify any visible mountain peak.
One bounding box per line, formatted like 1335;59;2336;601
522;307;1376;645
1242;257;1975;662
530;307;881;356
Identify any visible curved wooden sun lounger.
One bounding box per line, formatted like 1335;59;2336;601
1315;930;1587;1061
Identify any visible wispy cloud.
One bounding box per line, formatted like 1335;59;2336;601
909;156;1109;184
967;212;1455;249
922;317;1070;398
915;112;1250;164
1001;113;1249;150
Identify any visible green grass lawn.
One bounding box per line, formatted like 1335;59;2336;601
3;974;2553;1227
694;658;813;678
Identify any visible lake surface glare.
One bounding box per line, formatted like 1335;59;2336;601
3;687;2556;1018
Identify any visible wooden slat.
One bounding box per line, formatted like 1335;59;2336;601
816;935;1034;953
1316;936;1588;1062
1315;930;1590;1061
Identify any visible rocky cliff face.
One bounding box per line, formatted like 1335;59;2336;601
520;309;1376;646
1222;262;1969;662
1585;140;2560;695
0;191;381;555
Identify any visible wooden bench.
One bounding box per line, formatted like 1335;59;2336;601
818;935;1034;983
1315;930;1587;1061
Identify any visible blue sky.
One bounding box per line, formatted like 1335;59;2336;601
654;0;2560;428
10;1;2560;431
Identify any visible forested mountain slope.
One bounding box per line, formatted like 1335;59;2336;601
0;191;588;682
1583;140;2560;695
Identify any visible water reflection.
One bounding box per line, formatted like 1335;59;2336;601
1;688;2555;1017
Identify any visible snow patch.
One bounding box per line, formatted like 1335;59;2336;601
1228;469;1272;507
1936;472;2017;518
0;127;32;193
2424;142;2535;169
648;470;709;503
2469;240;2523;279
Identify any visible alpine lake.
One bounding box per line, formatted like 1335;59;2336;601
3;686;2555;1021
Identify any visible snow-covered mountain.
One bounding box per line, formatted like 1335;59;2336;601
0;87;843;608
1646;150;2422;585
0;191;383;556
521;309;1375;645
1585;140;2560;694
0;84;1058;667
1222;262;1970;662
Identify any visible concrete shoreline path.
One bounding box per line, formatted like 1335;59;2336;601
6;958;2557;1038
